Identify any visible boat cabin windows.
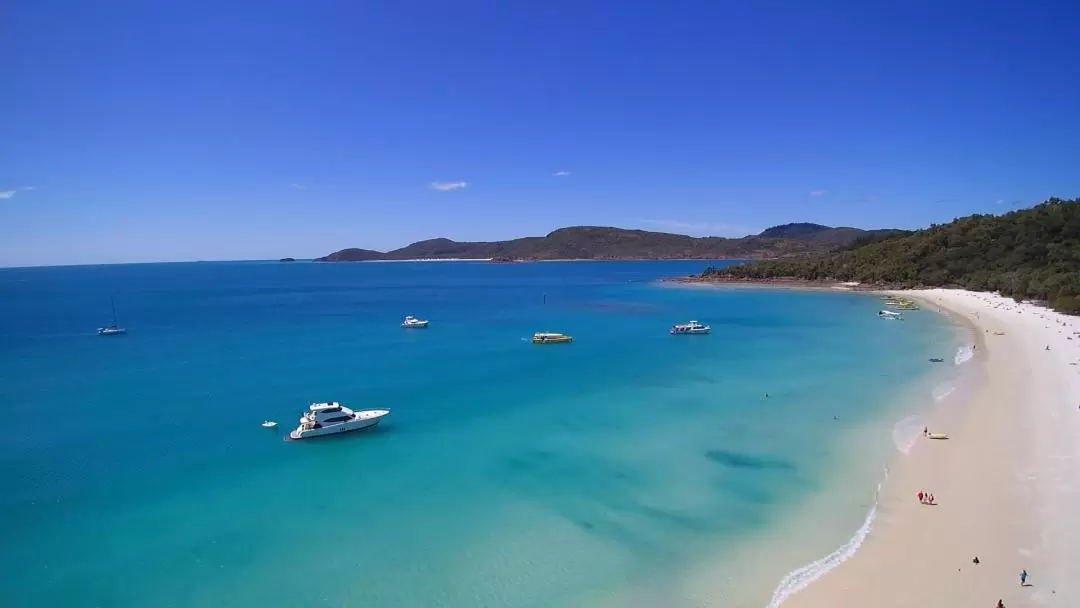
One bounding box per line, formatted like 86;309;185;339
321;415;352;424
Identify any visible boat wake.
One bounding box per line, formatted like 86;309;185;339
954;345;974;365
765;472;885;608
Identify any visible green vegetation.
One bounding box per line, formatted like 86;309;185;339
318;224;898;262
703;198;1080;314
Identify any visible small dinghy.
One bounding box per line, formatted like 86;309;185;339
928;358;944;363
261;420;278;428
927;432;949;440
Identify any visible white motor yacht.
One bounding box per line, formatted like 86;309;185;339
401;315;429;328
670;320;711;335
289;402;389;440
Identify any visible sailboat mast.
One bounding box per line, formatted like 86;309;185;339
111;297;118;325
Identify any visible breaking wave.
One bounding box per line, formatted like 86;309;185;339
954;345;974;365
765;474;885;607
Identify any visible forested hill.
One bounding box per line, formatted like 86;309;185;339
317;224;894;262
701;198;1080;313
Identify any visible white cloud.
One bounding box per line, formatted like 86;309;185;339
640;219;756;237
552;171;571;177
995;199;1005;205
430;181;468;191
809;189;829;197
0;186;32;199
289;183;308;189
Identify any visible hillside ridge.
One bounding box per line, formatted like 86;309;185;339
316;224;892;262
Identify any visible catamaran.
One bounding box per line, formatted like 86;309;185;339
98;298;127;335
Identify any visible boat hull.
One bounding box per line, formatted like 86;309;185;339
289;411;388;440
532;337;572;343
670;328;710;335
402;322;429;328
98;328;127;336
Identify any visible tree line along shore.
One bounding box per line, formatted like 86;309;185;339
696;198;1080;314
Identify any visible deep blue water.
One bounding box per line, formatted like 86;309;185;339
0;261;954;607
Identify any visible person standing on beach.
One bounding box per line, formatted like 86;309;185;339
1020;569;1028;586
917;490;924;503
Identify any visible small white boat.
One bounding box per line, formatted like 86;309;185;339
261;420;278;428
289;402;389;440
401;315;429;328
878;310;903;320
670;320;711;335
532;332;572;344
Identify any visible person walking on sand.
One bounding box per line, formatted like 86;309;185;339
928;493;935;505
1020;569;1028;586
917;490;924;503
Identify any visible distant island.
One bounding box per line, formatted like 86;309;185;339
279;257;296;262
693;197;1080;314
316;224;900;262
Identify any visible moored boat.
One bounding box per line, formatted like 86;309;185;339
670;320;711;334
532;332;572;344
289;402;389;439
878;310;903;320
401;315;429;328
98;298;127;335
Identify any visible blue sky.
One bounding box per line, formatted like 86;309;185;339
3;0;1079;266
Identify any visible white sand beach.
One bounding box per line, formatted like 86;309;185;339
782;289;1080;608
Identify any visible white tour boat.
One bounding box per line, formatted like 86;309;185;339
401;315;430;328
878;310;904;320
289;402;389;440
670;320;711;335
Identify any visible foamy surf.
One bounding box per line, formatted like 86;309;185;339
954;345;974;365
932;381;957;403
764;478;884;608
892;414;923;454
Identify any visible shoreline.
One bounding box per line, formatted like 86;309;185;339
777;289;1080;607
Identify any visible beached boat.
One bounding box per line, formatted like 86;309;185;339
98;298;127;336
532;332;572;344
401;315;429;328
670;320;711;334
289;402;389;440
927;432;949;440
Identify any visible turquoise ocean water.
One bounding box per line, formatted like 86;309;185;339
0;261;958;607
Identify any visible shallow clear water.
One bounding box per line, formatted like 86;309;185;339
0;261;954;607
